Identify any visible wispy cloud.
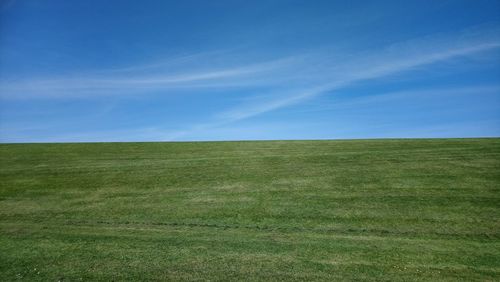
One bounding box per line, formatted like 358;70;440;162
289;85;500;114
2;26;499;101
165;28;500;140
213;39;500;123
162;84;500;141
0;54;303;98
1;26;499;141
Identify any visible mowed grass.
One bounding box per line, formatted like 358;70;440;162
0;139;499;281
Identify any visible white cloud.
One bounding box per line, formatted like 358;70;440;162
213;41;500;124
169;29;500;140
1;26;499;141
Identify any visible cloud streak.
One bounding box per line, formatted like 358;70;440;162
0;55;303;98
214;40;500;124
2;26;499;100
164;29;500;140
1;26;499;141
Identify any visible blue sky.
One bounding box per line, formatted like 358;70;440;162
1;0;500;142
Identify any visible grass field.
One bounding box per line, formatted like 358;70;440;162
0;139;499;281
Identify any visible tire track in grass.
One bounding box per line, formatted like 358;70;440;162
2;219;499;240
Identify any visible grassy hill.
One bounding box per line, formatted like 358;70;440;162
1;139;499;281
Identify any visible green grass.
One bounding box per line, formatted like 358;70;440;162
1;138;499;281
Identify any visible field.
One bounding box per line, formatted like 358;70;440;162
0;139;499;281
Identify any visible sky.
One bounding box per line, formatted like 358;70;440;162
1;0;500;142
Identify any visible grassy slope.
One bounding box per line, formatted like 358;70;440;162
0;139;499;281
